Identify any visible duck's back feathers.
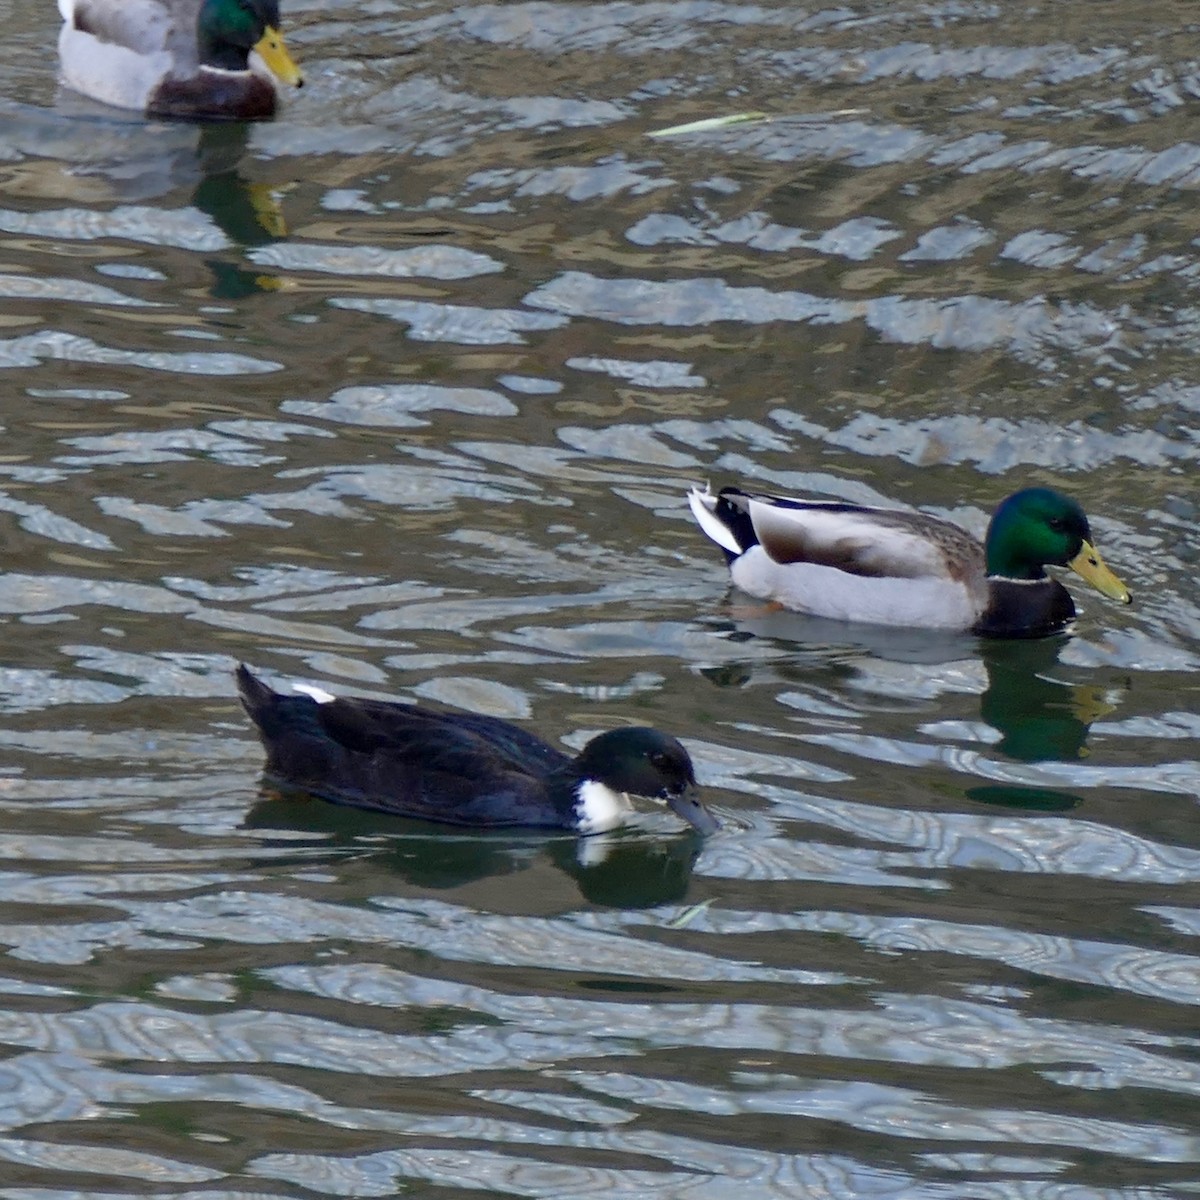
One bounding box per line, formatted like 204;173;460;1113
236;665;577;828
730;489;981;581
61;0;185;55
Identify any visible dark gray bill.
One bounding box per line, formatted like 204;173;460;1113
667;784;720;835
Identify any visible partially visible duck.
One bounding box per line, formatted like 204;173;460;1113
688;484;1131;639
58;0;304;121
236;665;719;835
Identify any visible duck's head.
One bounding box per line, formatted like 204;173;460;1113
199;0;304;86
985;488;1131;603
575;728;719;835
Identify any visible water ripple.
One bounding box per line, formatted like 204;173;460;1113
801;732;1200;803
248;241;504;279
525;271;1126;366
783;911;1200;1008
249;1142;924;1199
567;1071;1200;1163
0;272;159;307
0;331;280;375
759;786;1200;884
0;204;230;250
330;296;568;344
773;410;1199;473
2;3;1198;1195
284;383;518;428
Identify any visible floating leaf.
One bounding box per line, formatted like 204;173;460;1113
665;899;714;929
648;112;769;138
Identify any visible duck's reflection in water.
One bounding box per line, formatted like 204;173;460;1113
244;790;702;908
981;636;1114;763
970;636;1124;813
191;124;292;297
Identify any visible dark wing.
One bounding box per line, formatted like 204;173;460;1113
319;696;570;777
236;667;573;827
301;724;571;827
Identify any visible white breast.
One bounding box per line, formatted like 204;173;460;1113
574;780;635;835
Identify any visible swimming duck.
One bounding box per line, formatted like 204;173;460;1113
57;0;304;121
236;665;719;835
688;484;1131;638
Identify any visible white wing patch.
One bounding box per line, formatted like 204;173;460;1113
293;682;337;705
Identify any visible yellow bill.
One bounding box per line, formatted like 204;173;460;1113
1068;540;1131;604
254;27;304;87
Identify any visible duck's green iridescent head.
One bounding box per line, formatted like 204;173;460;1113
984;487;1131;603
198;0;304;85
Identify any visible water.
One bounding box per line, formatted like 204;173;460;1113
0;0;1197;1195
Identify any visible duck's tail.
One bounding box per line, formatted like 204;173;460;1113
687;485;758;562
237;662;337;734
235;663;277;722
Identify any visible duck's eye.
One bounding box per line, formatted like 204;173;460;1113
649;751;670;770
1047;517;1066;532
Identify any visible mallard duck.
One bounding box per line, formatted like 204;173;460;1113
57;0;304;121
688;484;1131;638
236;665;719;835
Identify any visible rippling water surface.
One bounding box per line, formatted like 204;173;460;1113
0;1;1198;1196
